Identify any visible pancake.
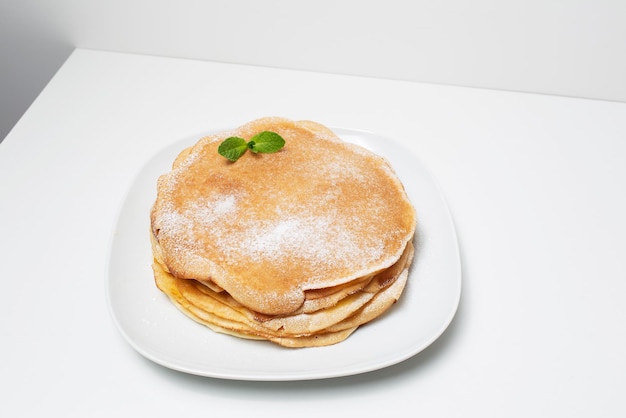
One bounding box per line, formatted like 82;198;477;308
150;117;417;347
152;241;412;347
152;240;413;339
151;117;416;317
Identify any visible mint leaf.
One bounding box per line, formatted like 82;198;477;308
248;131;286;154
217;131;286;162
218;136;248;162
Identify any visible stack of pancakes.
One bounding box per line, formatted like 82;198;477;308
150;117;416;347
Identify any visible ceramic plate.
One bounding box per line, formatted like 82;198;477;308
106;127;461;381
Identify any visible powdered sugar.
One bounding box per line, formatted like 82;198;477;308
156;189;387;284
227;212;384;275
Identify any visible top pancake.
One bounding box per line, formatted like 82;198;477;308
150;117;416;315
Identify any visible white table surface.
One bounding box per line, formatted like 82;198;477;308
1;48;625;417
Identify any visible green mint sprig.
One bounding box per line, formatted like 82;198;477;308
218;131;285;162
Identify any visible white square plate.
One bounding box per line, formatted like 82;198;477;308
106;127;461;380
